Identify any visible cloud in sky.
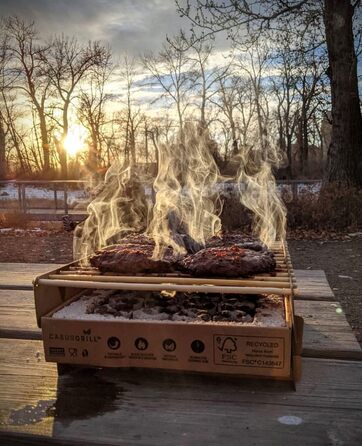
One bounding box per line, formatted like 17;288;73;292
0;0;186;56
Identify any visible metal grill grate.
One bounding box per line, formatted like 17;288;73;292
36;241;296;296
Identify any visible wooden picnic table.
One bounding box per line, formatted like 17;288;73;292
0;264;361;445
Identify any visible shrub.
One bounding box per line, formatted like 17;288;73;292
220;184;362;233
286;185;362;231
0;211;31;229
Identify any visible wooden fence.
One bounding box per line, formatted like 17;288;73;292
0;179;322;216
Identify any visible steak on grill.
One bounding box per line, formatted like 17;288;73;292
206;233;265;251
180;245;276;277
89;232;276;277
90;243;176;274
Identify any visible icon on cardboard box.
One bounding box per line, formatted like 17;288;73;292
68;347;77;357
191;339;205;354
163;338;176;352
216;336;237;354
135;337;148;351
107;336;121;350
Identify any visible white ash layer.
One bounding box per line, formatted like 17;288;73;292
52;289;286;327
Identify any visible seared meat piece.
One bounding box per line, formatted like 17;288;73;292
180;245;276;277
206;233;265;251
108;233;155;246
90;243;176;274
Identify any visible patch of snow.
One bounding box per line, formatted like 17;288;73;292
0;183;89;201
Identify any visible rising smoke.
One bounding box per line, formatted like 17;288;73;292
74;123;286;261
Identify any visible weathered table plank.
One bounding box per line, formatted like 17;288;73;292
1;291;360;359
295;300;362;359
0;289;41;340
294;270;335;301
0;263;59;290
0;339;361;446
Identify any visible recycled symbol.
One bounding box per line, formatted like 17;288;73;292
218;337;237;354
68;347;77;357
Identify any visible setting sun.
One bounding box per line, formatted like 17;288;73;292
63;126;87;156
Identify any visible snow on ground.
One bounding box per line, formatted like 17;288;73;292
0;181;322;208
0;183;89;205
0;227;48;234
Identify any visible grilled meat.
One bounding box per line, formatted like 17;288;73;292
180;245;276;277
89;232;276;277
90;243;177;274
206;233;265;251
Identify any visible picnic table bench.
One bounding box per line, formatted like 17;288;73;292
0;264;361;445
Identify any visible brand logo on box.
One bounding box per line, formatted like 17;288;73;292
213;335;285;368
49;332;101;343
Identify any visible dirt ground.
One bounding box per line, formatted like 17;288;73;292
0;231;361;345
289;238;362;345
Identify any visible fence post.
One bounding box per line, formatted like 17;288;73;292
54;185;58;211
17;183;22;212
64;183;68;214
21;184;27;213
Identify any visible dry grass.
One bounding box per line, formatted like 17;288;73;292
286;185;362;231
0;211;31;229
220;185;362;233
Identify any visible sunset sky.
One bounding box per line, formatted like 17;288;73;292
0;0;186;56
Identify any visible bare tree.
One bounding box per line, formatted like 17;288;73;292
117;56;145;165
78;46;112;176
211;74;240;157
0;22;10;179
178;0;362;187
269;28;300;177
294;49;326;175
189;40;231;129
2;92;30;173
143;36;196;137
235;40;271;143
5;17;52;174
43;35;109;178
235;77;256;152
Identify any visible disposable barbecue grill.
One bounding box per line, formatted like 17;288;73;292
34;240;296;297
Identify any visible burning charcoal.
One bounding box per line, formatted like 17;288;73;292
220;303;234;311
196;310;212;322
222;297;238;305
163;304;179;315
86;302;96;313
184;308;198;318
238;300;256;311
241;314;253;323
199;301;217;311
94;304;117;315
133;307;170;321
114;311;132;319
234;310;246;320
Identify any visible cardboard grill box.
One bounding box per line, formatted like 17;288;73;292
34;247;303;382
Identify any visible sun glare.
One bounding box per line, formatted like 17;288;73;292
63;126;87;156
